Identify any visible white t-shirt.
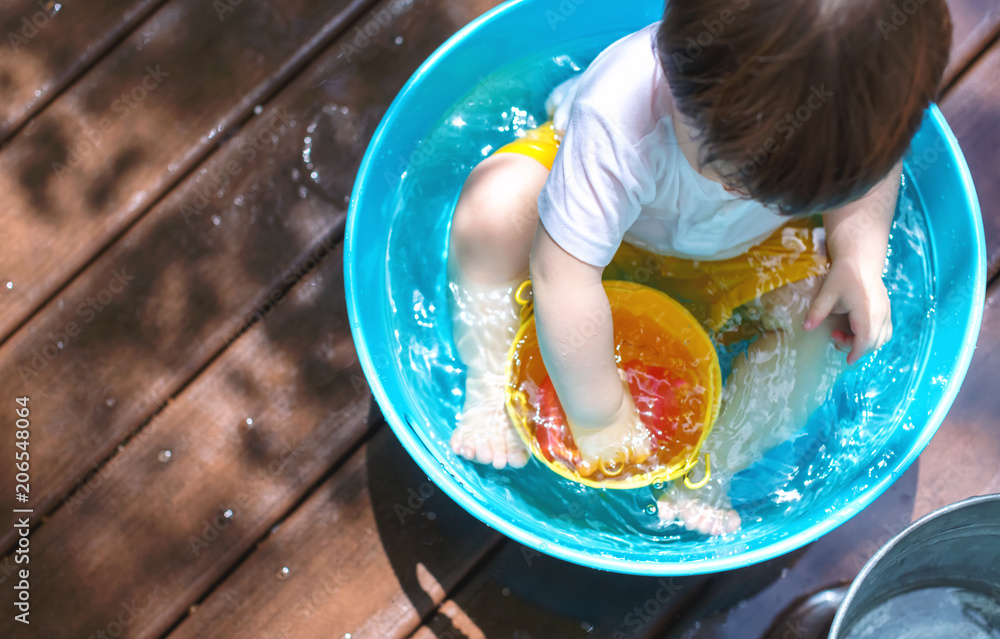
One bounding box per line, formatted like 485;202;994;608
537;22;792;268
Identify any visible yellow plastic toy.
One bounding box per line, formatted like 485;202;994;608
504;280;722;489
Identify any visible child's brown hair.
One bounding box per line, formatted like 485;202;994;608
657;0;952;214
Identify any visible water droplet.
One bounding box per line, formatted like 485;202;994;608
501;587;510;596
5;282;12;290
211;215;221;226
57;341;64;349
277;566;290;580
652;481;664;490
223;509;234;518
34;89;41;97
246;417;253;425
106;397;116;408
298;186;308;199
644;504;657;515
310;171;319;181
253;105;263;115
343;634;352;639
158;450;172;463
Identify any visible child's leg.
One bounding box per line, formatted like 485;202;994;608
658;276;849;535
447;153;551;469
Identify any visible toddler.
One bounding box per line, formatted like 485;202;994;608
447;0;951;535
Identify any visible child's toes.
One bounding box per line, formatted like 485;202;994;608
489;434;509;469
656;499;680;524
681;502;712;534
724;509;742;534
504;433;530;468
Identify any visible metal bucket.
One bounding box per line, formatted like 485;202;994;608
829;494;1000;638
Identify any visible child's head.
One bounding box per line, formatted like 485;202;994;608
657;0;952;214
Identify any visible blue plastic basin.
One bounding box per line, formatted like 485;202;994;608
344;0;985;575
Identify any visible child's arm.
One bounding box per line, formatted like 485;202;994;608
529;220;638;433
803;162;902;364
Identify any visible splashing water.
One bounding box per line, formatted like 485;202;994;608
381;40;933;555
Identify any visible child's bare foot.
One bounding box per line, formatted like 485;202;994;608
570;376;653;477
448;279;529;469
450;372;529;468
656;477;741;536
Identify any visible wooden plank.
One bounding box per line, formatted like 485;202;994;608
0;0;164;141
0;243;378;637
0;0;481;555
164;427;501;639
940;39;1000;278
944;0;1000;87
412;543;709;639
654;284;1000;638
0;0;376;341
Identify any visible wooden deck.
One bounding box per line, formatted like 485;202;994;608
1;0;998;636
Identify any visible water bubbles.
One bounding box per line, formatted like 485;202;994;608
501;587;511;596
644;504;657;515
394;36;403;45
211;215;221;226
426;511;436;520
652;481;664;490
291;169;300;180
106;397;116;408
580;621;593;632
34;89;41;97
234;195;244;206
310;171;319;181
276;566;290;580
253;105;263;115
343;634;352;639
223;509;234;518
298;186;308;199
5;281;12;290
245;417;254;426
158;450;172;463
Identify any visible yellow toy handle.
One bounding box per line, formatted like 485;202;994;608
514;279;534;324
683;453;712;489
514;279;533;306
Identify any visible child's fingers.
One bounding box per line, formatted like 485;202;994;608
831;329;853;352
803;285;838;331
846;314;875;365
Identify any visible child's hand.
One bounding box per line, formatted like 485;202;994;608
802;256;892;365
